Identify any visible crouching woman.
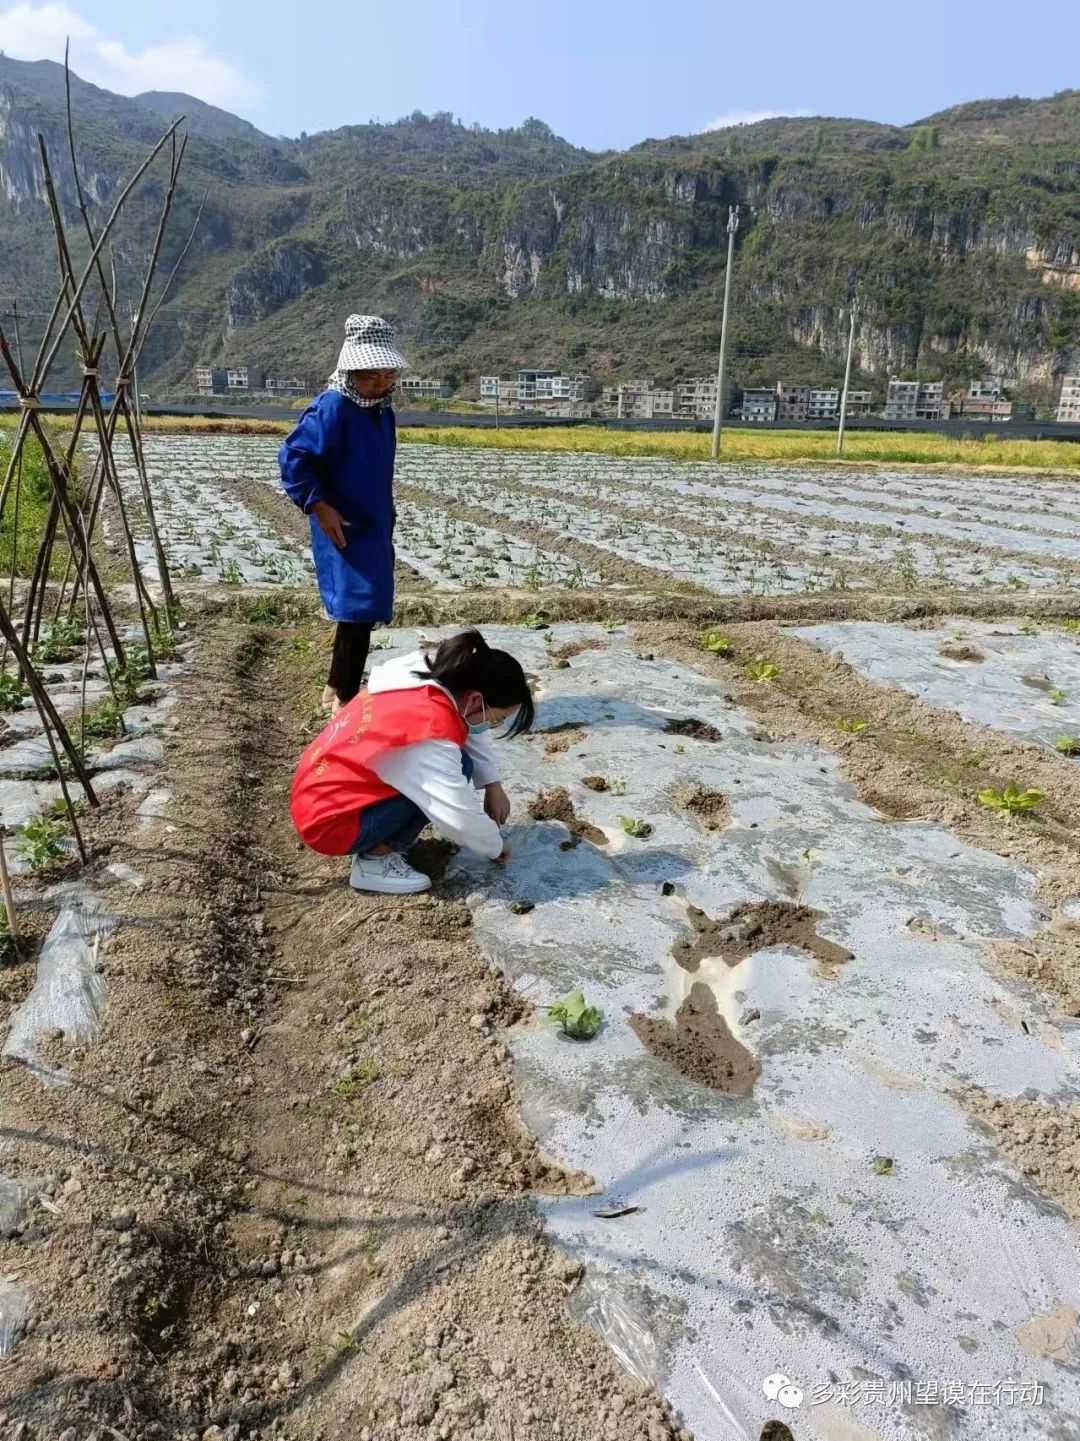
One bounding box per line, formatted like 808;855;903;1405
290;631;534;895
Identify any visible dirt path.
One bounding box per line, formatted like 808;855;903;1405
0;607;686;1441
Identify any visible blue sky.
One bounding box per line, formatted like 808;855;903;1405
3;0;1078;147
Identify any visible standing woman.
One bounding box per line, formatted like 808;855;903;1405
279;315;410;713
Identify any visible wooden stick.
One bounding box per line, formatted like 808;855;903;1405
0;831;19;955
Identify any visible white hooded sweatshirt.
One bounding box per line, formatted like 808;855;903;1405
364;650;504;859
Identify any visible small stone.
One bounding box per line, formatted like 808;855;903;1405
425;1145;446;1165
261;1258;279;1277
660;882;675;897
277;1360;297;1386
62;1176;83;1197
740;1008;761;1025
110;1211;135;1232
469;1015;486;1031
222;1369;240;1394
240;1027;255;1045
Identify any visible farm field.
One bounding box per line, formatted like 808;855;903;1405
118;437;1080;597
4;430;1080;1441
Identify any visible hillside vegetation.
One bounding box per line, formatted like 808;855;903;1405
0;59;1076;401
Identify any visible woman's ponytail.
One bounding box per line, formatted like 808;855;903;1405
415;629;534;737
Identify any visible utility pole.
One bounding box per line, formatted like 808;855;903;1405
710;205;740;460
836;299;859;456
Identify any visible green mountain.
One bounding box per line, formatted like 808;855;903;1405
1;57;1076;402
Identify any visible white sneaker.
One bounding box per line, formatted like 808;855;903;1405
350;852;432;895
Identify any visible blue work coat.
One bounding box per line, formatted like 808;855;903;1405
278;390;396;623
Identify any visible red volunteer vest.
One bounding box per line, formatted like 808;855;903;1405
290;684;469;855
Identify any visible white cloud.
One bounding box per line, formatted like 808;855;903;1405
0;2;258;111
699;107;813;133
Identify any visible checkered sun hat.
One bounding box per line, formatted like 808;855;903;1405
335;314;410;374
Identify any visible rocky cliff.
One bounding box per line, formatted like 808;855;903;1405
1;57;1076;395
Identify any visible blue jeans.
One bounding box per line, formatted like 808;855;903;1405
350;751;475;856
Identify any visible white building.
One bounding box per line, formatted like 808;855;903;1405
674;376;720;421
1057;374;1080;423
397;376;451;400
884;378;947;421
807;387;840;421
480;370;588;411
740;387;778;423
602;380;675;419
969;376;1003;400
264;375;311;397
845;389;874;416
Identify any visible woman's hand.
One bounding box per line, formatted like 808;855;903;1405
493;845;512;866
311;500;350;549
484;782;511;826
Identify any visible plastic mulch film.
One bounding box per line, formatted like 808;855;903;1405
368;625;1080;1441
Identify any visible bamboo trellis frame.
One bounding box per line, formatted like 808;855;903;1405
0;53;199;948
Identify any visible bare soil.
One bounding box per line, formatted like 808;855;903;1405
959;1089;1080;1221
938;642;986;662
0;609;687;1441
673;785;730;831
673;901;854;978
630;984;760;1096
527;788;609;847
662;719;723;743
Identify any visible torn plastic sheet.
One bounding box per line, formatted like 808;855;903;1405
0;1276;27;1358
363;625;1080;1441
793;620;1080;753
3;882;116;1077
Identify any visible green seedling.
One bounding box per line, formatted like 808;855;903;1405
1019;622;1039;636
607;777;627;796
701;631;733;656
330;1058;379;1101
619;815;653;839
0;671;26;709
978;783;1045;816
221;558;243;586
1049;689;1067;706
602;619;623;632
674;744;686;755
546;989;603;1040
745;661;779;683
82;699;125;742
1054;736;1080;757
19;807;70;871
520;614;550;630
872;1156;895;1176
1061;619;1080;635
33;618;84;664
835;717;868;735
290;635;313;653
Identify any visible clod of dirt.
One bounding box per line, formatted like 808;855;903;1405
761;1424;795;1441
528;788;608;846
533;721;589;756
630;983;761;1095
664;717;724;743
674;900;854;977
550;638;604;661
961;1088;1080;1220
675;784;730;830
410;836;459;883
581;775;608;792
939;643;985;663
510;900;535;915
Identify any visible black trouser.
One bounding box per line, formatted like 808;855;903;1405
327;622;373;703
